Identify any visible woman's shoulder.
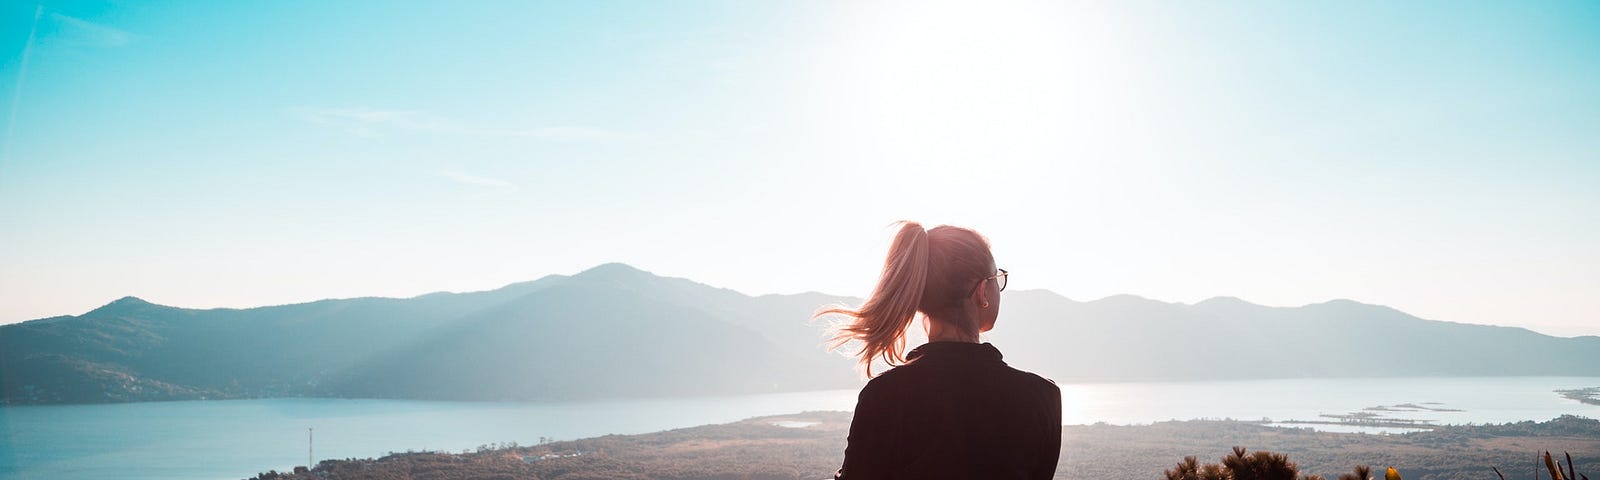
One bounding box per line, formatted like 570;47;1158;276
1001;364;1060;393
1022;371;1062;401
855;357;950;399
860;362;919;389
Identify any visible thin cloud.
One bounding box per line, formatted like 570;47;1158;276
439;170;516;190
503;126;625;140
294;107;628;141
49;13;136;48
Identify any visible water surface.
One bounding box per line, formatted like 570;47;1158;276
2;376;1596;480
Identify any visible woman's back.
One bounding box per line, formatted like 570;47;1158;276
820;222;1062;479
837;342;1062;479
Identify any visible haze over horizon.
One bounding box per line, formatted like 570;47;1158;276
21;261;1600;341
20;261;1403;313
1;1;1596;336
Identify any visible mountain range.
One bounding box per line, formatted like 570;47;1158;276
3;263;1597;405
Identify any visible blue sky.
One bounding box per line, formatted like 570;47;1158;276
1;1;1596;336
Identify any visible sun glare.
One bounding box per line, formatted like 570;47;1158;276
809;1;1135;174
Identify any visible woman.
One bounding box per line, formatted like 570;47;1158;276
820;222;1062;479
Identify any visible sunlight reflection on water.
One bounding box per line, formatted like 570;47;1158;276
2;376;1597;480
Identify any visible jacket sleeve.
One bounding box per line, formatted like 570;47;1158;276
837;382;893;479
1035;383;1063;479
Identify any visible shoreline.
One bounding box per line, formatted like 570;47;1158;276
7;374;1599;408
9;377;1600;480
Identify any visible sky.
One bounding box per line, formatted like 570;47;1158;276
0;1;1596;336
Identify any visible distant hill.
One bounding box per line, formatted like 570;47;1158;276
987;291;1600;382
3;263;1598;404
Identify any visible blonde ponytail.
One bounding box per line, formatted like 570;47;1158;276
817;221;997;377
818;221;929;376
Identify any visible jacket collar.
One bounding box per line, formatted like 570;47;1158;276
905;341;1005;364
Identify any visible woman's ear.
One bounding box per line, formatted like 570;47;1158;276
974;281;990;308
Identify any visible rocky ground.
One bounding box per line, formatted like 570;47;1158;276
245;413;1600;480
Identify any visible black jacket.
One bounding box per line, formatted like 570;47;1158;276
836;342;1062;479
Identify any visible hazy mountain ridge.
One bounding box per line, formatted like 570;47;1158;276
989;291;1600;382
3;263;1597;405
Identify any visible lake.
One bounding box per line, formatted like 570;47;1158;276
3;376;1598;480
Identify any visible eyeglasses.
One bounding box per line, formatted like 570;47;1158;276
970;268;1008;296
